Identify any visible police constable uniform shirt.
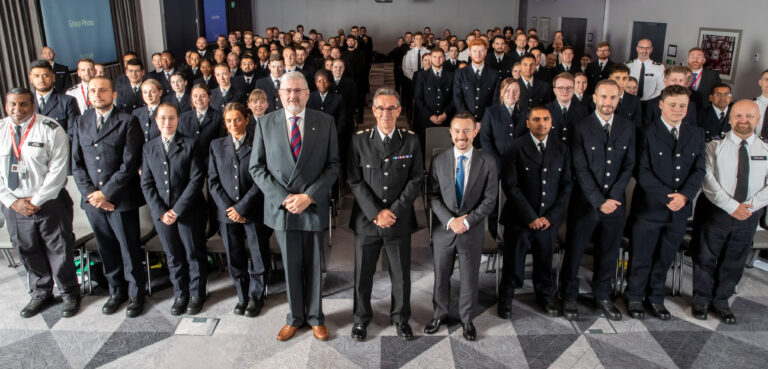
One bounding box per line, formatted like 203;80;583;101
0;114;69;207
755;95;768;135
702;130;768;215
446;146;473;230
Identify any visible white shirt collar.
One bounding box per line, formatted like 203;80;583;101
98;107;115;122
660;117;680;133
728;130;755;146
37;90;53;102
712;104;728;117
596;112;614;126
10;114;35;130
530;133;548;147
453;146;473;161
557;100;571;111
471;63;484;75
284;108;306;123
376;126;395;141
757;95;768;104
196;108;208;116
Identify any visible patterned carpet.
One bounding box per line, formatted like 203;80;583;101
1;63;768;368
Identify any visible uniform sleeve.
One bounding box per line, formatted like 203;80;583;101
30;124;69;206
702;141;740;215
100;116;144;200
389;136;425;219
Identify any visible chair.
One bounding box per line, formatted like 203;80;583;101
747;211;768;268
613;177;636;296
64;177;96;295
423;127;453;230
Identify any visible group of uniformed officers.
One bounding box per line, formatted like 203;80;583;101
3;30;768;344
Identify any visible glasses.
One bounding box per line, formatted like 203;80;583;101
713;92;732;97
555;86;574;92
279;88;307;94
374;106;400;113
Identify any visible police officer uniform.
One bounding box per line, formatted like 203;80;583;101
347;127;424;330
35;90;80;139
627;119;705;316
561;112;635;319
331;76;358;126
193;75;219;92
161;92;191;115
115;81;146;114
66;81;91;114
210;85;243;112
693;131;768;321
585;59;615;95
0;113;79;312
500;133;572;314
132;104;160;143
414;67;455;148
308;91;349;172
479;102;528;173
644;95;697;128
71;107;147;304
697;103;731;141
178;107;225;164
52;62;71;94
615;92;643;128
254;76;283;114
518;77;554;114
627;58;665;101
232;74;258;99
141;133;208;306
546;98;589;144
453;64;500;123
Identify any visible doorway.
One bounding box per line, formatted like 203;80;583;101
561;17;588;60
629;22;667;61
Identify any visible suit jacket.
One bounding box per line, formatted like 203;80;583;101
35;92;80;138
253;77;282;113
307;91;348;136
156;69;175;97
518;78;554;113
691;68;721;107
347;128;424;236
569;113;636;219
453;65;500;121
232;74;258;100
552;64;578;77
177;108;225;162
500;135;572;228
485;53;514;80
631;119;706;225
479;103;528;172
534;67;554;84
414;68;455;129
331;77;358;119
697;104;731;141
248;108;340;231
616;93;643;128
585;59;615;94
428;148;498;247
210;85;244;112
71;108;146;212
132;105;160;143
546;98;589;144
141;134;206;220
115;82;146;114
52;62;71;94
644;95;697;127
193;75;219;91
162;93;192;114
442;59;459;73
208;133;264;223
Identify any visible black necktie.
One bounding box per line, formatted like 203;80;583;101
383;136;391;150
275;79;280;90
416;50;421;72
603;123;611;138
638;62;646;99
97;115;104;132
562;107;568;119
538;142;545;155
734;140;749;203
7;125;21;190
671;127;678;142
475;68;481;80
719;111;726;123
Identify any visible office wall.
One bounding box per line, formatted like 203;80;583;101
139;0;165;69
252;0;520;53
527;0;606;55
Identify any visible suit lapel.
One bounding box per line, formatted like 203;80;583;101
166;135;183;158
41;94;59;115
440;150;459;210
654;120;676;150
95;111;120;141
521;137;543;164
459;151;482;212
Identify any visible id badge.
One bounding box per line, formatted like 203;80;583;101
17;162;27;179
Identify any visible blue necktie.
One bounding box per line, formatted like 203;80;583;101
455;155;466;207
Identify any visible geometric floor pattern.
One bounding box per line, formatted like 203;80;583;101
2;63;768;368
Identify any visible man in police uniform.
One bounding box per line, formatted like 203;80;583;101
627;38;666;102
561;79;635;321
644;66;698;127
546;72;588;143
71;76;147;318
693;99;768;324
348;88;424;342
40;47;71;94
1;87;79;318
585;42;615;95
66;58;96;113
627;85;706;320
698;83;733;141
29;60;80;139
414;47;455;149
115;59;147;114
453;39;499;124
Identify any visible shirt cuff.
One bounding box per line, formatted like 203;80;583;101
446;217;454;230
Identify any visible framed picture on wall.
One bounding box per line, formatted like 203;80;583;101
538;17;551;43
697;27;742;81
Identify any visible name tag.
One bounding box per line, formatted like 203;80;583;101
751;156;767;160
645;73;654;76
28;142;45;148
393;155;412;160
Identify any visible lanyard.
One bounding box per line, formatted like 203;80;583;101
691;70;703;88
81;83;91;108
10;114;36;160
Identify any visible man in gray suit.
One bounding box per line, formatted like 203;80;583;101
425;112;498;341
249;71;340;342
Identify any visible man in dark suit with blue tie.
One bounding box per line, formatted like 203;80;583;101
426;112;498;341
499;106;572;318
249;71;339;342
561;79;635;321
29;60;80;138
71;77;146;317
687;47;722;108
414;48;455;149
546;72;589;143
253;55;285;114
453;39;500;124
626;85;706;320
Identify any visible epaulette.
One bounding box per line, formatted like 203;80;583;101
400;128;414;134
761;136;768;144
41;118;60;129
356;129;369;134
652;61;662;65
66;85;79;92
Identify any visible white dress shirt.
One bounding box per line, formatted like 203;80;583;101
531;133;549;150
447;147;473;230
284;109;306;140
755;95;768;135
403;46;429;80
0;114;69;207
703;131;768;215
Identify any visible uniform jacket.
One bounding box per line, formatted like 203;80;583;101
208;133;264;223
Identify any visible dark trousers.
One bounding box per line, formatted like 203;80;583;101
627;218;686;304
354;234;411;325
394;67;403;94
500;225;557;302
220;221;266;301
154;213;207;298
86;207;145;298
274;230;324;326
432;238;481;323
2;190;79;298
401;78;414;125
693;202;762;309
561;210;625;301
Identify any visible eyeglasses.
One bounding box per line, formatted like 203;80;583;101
279;88;307;94
373;106;400;113
555;86;574;92
712;92;732;97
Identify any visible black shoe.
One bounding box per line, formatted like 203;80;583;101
692;303;709;320
627;300;645;320
424;319;443;334
713;306;736;324
537;296;561;317
462;322;477;341
648;303;671;321
394;322;414;341
186;296;205;315
351;323;367;342
171;296;189;316
596;299;622;321
20;296;51;318
102;294;127;315
562;300;579;321
234;300;247;316
126;298;144;318
245;298;263;318
61;296;81;318
497;303;513;319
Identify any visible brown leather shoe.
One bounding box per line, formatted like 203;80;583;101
277;325;299;341
312;325;329;341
